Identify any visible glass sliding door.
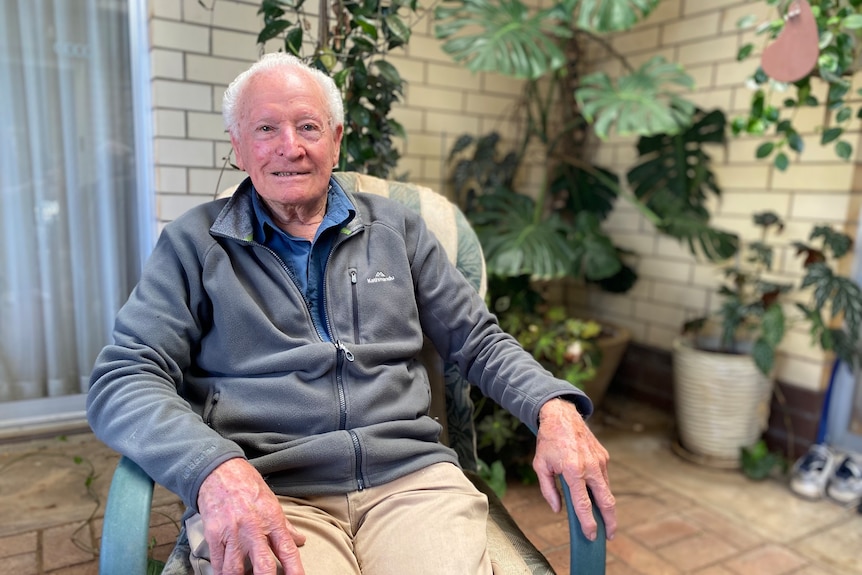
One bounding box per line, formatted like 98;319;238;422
0;0;152;432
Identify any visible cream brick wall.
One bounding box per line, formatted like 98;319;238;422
146;0;861;391
148;0;522;221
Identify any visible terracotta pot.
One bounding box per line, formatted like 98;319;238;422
583;322;631;409
671;336;773;467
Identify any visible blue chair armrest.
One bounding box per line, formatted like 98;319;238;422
562;481;606;574
100;456;155;575
528;424;606;574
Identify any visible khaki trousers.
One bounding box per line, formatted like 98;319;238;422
186;462;492;575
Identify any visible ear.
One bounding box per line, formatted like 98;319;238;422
229;134;245;171
331;124;344;166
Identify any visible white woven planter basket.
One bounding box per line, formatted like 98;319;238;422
672;337;773;462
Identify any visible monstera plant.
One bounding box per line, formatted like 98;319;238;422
437;0;739;293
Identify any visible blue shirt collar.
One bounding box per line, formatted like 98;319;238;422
251;177;354;244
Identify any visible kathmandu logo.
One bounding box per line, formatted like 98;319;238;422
367;271;395;284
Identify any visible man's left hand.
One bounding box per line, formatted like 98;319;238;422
533;398;617;541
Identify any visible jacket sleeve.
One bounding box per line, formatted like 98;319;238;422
405;213;593;430
86;217;245;511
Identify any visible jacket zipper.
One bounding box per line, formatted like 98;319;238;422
349;269;360;342
203;391;220;426
254;242;327;341
334;339;363;490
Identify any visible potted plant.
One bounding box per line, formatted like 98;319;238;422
673;211;862;467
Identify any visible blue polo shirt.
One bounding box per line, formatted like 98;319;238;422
251;179;355;341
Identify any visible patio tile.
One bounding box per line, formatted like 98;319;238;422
723;543;808;575
627;513;701;547
682;507;766;551
0;531;36;557
41;522;97;572
657;532;738;572
693;566;736;574
607;533;681;574
5;551;38;575
794;514;862;574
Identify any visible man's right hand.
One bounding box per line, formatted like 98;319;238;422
197;458;307;575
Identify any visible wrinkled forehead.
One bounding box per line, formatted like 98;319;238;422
237;68;331;121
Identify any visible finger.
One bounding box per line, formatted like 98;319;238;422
565;476;598;541
270;529;306;575
209;539;226;575
221;539;248;575
283;521;307;547
588;481;618;540
534;464;561;513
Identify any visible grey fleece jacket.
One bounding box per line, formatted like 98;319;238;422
86;175;591;511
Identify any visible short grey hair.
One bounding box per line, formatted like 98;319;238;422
222;52;344;137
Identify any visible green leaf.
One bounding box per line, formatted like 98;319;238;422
472;191;576;280
284;26;303;56
737;43;754;60
787;132;804;153
569;212;622;281
575;0;660;32
373;59;402;85
576;56;696;139
756;142;774;158
836;140;853;160
627;109;738;261
384;14;411;44
760;304;785;346
434;0;573;79
842;14;862;29
822;127;843;145
836;107;852;123
737;14;758;29
773;152;789;170
751;338;775;375
257;19;291;45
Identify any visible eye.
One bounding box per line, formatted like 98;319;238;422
300;123;321;133
259;125;273;132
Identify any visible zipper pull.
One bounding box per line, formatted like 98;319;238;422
350;269;357;284
335;340;355;362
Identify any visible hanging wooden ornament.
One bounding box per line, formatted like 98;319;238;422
761;0;819;83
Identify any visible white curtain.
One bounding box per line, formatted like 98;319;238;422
0;0;144;403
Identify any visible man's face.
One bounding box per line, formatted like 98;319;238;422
230;68;342;208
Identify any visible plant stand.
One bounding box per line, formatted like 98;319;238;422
671;337;773;468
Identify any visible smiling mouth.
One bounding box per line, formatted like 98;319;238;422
272;171;306;176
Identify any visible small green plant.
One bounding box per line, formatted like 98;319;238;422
499;306;603;389
683;211;862;376
740;439;785;480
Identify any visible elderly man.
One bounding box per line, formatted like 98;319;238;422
87;52;616;575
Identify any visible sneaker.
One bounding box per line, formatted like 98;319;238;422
789;443;837;499
826;454;862;505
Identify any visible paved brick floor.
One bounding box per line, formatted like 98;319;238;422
2;395;861;574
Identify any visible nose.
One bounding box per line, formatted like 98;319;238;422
276;127;303;158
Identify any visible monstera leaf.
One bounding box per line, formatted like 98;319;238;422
627;108;738;261
434;0;573;79
576;56;696;139
471;190;576;280
575;0;660;32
